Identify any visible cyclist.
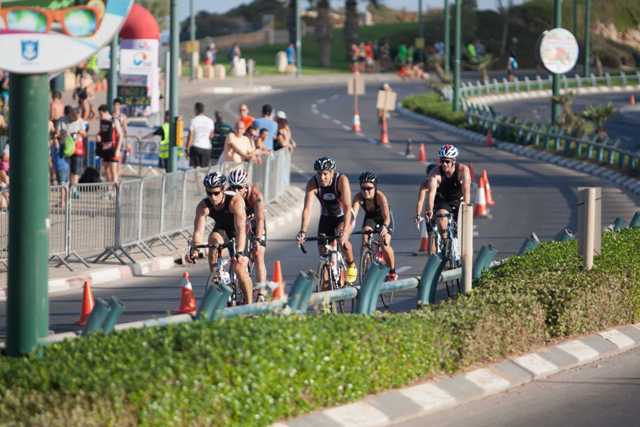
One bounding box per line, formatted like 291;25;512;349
297;156;358;284
351;171;397;281
419;144;471;254
227;168;267;288
187;172;253;304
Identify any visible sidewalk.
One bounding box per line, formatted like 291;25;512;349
0;186;304;301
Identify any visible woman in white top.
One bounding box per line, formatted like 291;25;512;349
187;102;215;168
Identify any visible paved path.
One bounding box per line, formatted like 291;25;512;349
397;345;640;427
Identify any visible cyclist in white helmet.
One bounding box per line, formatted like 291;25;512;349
188;171;253;304
227;168;267;289
420;144;471;254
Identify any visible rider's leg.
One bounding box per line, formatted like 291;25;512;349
254;244;267;284
208;230;225;272
233;256;253;305
361;224;373;252
436;208;450;238
382;233;395;270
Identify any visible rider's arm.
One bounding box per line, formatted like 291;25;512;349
351;193;361;221
415;182;428;218
253;190;266;239
461;165;471;204
426;175;439;216
338;175;353;238
231;195;248;254
378;191;391;228
192;200;208;245
299;179;316;235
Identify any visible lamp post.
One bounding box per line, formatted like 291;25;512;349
296;0;302;76
190;0;196;82
107;34;119;111
584;0;591;77
444;0;451;75
551;0;562;125
452;0;461;112
168;0;179;172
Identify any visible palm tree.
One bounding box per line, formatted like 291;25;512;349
581;103;615;140
315;0;332;67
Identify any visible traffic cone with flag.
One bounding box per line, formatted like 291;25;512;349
416;220;430;254
352;112;362;133
175;271;197;315
474;175;489;218
380;116;389;144
482;169;495;206
629;95;636;106
418;143;427;162
271;260;285;299
76;280;95;326
485;128;494;147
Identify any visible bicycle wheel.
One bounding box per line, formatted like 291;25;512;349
359;249;373;287
331;264;346;313
317;262;340;313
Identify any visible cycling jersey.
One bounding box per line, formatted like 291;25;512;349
360;194;384;224
204;193;236;238
434;164;464;217
314;173;344;217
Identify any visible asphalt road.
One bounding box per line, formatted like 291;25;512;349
0;81;638;336
398;346;640;427
491;92;640;152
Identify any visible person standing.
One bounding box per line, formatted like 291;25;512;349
186;102;214;168
112;98;129;164
58;107;87;191
252;104;277;151
238;103;254;129
223;121;257;165
144;111;171;171
49;91;65;123
96;104;123;183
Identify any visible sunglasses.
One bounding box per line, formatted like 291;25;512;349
207;189;223;196
361;186;375;191
441;159;454;165
0;6;101;37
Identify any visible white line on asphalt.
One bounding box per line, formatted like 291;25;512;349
599;329;636;349
332;119;342;125
342;125;351;131
317;98;326;104
322;114;331;120
396;266;412;273
311;104;317;109
323;402;390;427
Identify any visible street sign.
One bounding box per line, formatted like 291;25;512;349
0;0;134;74
538;28;579;75
348;73;365;96
376;89;397;112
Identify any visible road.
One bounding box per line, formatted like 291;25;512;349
0;80;638;336
398;346;640;427
491;92;640;152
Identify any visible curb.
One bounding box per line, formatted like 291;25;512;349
396;106;640;197
277;324;640;427
0;187;306;302
204;85;273;94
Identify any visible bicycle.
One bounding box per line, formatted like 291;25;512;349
356;225;394;309
420;212;462;297
298;233;349;313
244;213;269;302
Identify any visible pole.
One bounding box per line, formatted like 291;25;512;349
462;203;473;293
452;0;461;112
444;0;451;75
190;0;196;82
584;0;591;77
107;34;119;111
572;0;578;36
296;0;302;76
418;0;424;40
551;0;562;125
583;188;596;270
7;74;50;356
168;0;179;172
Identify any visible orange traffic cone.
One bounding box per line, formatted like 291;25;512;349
474;176;489;218
380;116;389;144
272;260;285;299
76;280;95;326
485;128;494;147
418;143;427;162
629;95;636;105
175;272;197;315
482;169;495;206
353;112;362;133
416;220;430;254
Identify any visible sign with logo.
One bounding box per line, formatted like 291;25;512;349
538;28;579;75
0;0;134;74
120;49;153;75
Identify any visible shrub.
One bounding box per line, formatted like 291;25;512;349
402;92;469;128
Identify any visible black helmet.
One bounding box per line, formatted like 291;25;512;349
313;156;336;171
358;171;377;185
203;172;226;189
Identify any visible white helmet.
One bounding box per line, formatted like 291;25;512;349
228;168;249;188
438;144;459;160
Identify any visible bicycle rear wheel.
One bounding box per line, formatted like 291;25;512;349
317;263;342;313
359;249;373;287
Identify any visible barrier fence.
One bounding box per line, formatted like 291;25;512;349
442;71;640;178
0;149;292;272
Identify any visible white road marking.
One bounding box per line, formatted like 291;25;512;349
321;114;331;120
342;125;351;131
311;104;317;109
317;98;326;104
464;368;511;394
332;119;342;126
399;383;457;412
323;402;390;427
556;340;600;363
512;353;558;377
599;329;636;349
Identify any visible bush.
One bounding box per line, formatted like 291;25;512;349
402;92;469;129
1;229;639;426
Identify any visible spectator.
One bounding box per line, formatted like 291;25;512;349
205;43;217;65
507;50;518;82
77;90;95;123
275;111;296;151
112;98;129;164
186;102;214;168
223;120;256;164
144;110;171;170
466;42;477;63
397;44;408;66
58;107;87;190
50;91;64;123
350;42;359;72
49;120;69;206
255;128;271;152
238;103;254;129
286;43;296;65
0;70;9;108
252;104;277;151
96;104;123;184
214;110;232;136
365;41;374;71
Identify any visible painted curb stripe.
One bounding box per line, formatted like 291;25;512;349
555;340;600;363
599;329;636;349
398;383;457;412
512;353;559;377
323;402;390;427
464;368;511;394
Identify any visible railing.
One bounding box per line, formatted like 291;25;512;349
441;71;640;178
0;149;292;272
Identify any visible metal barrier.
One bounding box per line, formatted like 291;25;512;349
0;147;292;271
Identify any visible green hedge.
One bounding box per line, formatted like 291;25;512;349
401;92;469;129
1;229;639;426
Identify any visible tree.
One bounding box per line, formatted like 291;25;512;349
288;0;298;44
496;0;514;56
137;0;170;30
315;0;332;66
344;0;358;61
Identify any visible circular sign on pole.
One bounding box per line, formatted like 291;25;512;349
0;0;133;74
538;28;580;75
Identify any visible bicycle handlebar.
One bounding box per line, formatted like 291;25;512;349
298;234;341;254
